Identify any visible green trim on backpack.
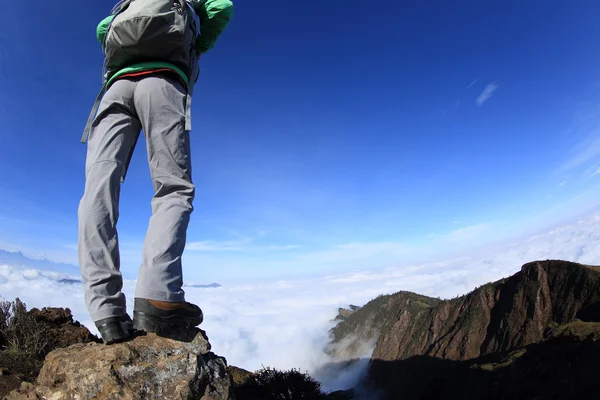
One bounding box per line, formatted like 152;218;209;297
106;62;190;88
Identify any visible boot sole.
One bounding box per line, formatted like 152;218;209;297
104;334;131;345
133;311;203;335
98;323;133;345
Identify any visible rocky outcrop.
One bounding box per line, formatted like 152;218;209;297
372;260;600;362
28;307;100;350
328;292;440;360
0;305;98;398
366;320;600;399
6;330;232;400
334;305;361;321
227;365;253;387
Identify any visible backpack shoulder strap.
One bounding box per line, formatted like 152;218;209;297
110;0;134;15
81;85;107;144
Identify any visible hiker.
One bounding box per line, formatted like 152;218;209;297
78;0;233;344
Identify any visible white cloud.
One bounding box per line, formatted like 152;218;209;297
559;102;600;172
442;223;491;243
559;181;567;186
186;232;300;253
293;241;408;269
2;208;600;392
467;79;478;89
476;82;499;106
592;168;600;178
572;191;590;201
561;135;600;171
186;237;255;251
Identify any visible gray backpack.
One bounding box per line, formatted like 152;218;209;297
82;0;200;144
104;0;199;82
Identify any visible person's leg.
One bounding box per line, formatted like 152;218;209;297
132;74;201;335
78;78;141;325
133;74;195;304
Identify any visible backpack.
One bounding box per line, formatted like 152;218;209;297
82;0;200;144
104;0;200;83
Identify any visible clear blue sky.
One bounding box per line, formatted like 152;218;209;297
1;1;600;282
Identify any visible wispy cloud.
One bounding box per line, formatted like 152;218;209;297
442;223;491;242
467;79;478;89
267;245;303;250
559;181;567;186
561;134;600;171
186;232;300;252
295;241;407;267
187;237;255;252
592;168;600;178
560;103;600;172
572;191;591;201
476;82;499;106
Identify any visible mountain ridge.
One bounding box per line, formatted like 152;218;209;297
329;259;600;398
0;250;78;275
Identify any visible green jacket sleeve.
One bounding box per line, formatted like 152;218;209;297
97;15;115;45
191;0;234;53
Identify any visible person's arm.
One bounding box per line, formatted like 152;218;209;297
97;15;115;45
191;0;234;54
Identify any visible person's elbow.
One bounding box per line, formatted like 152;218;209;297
206;0;234;23
221;0;234;20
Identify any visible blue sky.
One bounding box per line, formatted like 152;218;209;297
1;1;600;283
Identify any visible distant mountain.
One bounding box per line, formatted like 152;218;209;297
0;250;79;275
329;260;600;399
185;283;222;289
58;279;82;285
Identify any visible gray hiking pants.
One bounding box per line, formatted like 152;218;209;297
78;75;194;322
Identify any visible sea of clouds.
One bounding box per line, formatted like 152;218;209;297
1;208;599;392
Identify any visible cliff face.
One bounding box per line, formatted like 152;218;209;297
327;292;440;360
372;260;600;363
326;260;600;398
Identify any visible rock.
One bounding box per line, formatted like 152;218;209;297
0;306;98;399
325;388;355;399
28;307;99;351
334;305;362;322
0;376;27;400
227;365;253;387
18;384;32;392
4;383;36;400
6;330;232;400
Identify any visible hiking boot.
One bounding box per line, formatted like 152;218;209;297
95;314;134;345
133;298;203;335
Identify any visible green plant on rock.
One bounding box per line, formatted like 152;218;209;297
0;298;50;357
235;366;326;400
